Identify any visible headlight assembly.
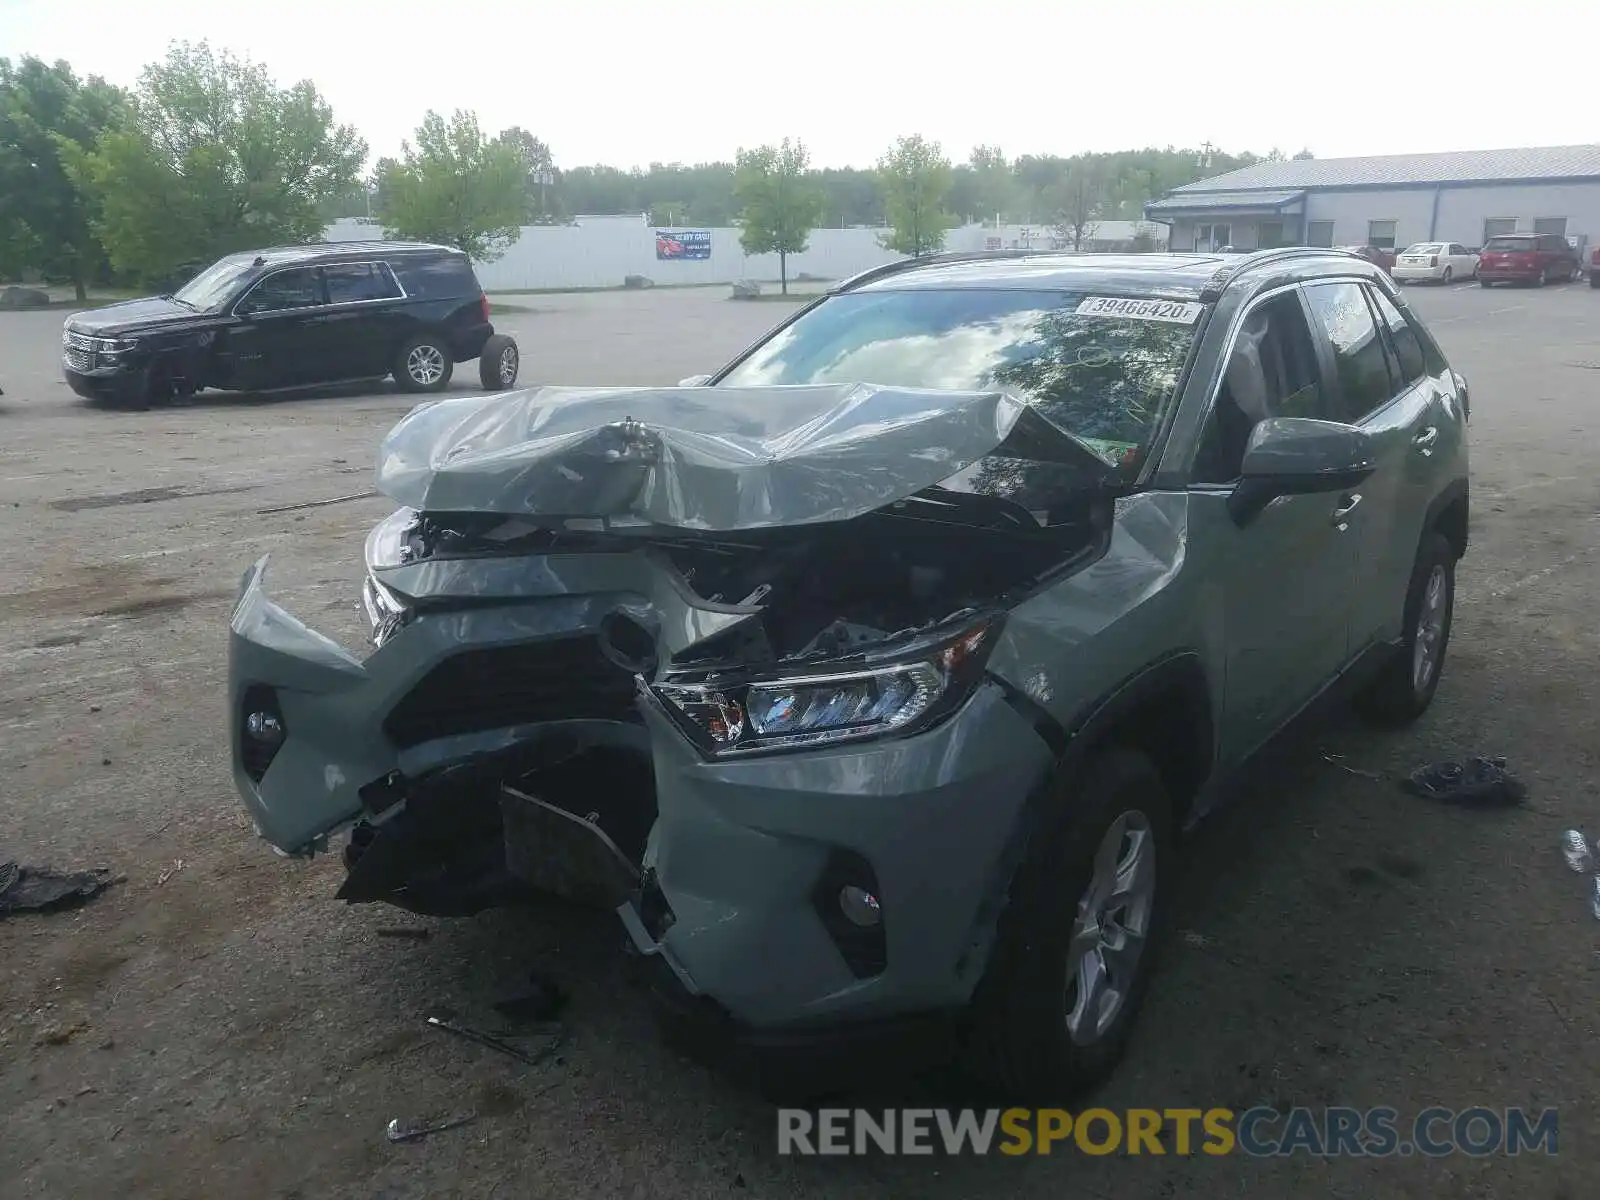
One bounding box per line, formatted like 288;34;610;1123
653;615;1001;756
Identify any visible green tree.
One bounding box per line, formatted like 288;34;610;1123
495;125;557;221
0;57;126;299
876;135;952;258
1052;159;1108;250
968;145;1018;223
733;138;821;294
378;110;527;261
63;41;364;284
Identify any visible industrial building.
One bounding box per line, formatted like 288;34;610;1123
1145;145;1600;257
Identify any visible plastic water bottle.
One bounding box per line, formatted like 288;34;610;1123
1562;830;1593;873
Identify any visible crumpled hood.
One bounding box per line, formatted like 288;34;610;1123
374;382;1117;531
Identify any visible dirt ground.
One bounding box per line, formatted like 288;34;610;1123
1;280;1596;1199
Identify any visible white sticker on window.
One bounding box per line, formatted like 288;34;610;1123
1075;296;1204;324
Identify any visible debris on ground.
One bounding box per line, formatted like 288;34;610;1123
35;1021;88;1047
156;859;185;886
424;1010;565;1067
1400;757;1526;807
385;1111;478;1144
0;861;120;916
1562;830;1593;873
1180;930;1214;949
1323;752;1384;781
492;969;568;1025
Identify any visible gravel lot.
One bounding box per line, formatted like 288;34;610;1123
1;279;1597;1199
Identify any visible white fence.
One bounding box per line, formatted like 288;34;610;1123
321;218;1167;292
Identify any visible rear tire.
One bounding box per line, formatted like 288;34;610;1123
1590;272;1600;289
393;333;454;393
1354;531;1455;728
1441;266;1453;284
478;334;520;390
1478;278;1492;288
962;748;1175;1102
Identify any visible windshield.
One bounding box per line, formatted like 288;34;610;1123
1406;243;1443;254
173;257;259;311
1483;236;1535;252
716;287;1203;470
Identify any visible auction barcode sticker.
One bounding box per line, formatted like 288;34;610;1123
1075;296;1204;323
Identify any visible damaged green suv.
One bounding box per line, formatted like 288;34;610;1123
227;248;1470;1098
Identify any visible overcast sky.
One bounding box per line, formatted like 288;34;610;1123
4;0;1592;172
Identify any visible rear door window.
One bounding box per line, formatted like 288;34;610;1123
1302;281;1397;423
324;262;404;304
1483;236;1533;253
1365;288;1427;387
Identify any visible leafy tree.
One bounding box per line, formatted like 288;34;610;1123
0;57;126;298
378;110;527;261
63;41;364;284
968;145;1018;223
496;125;557;221
733;138;822;294
1293;148;1315;160
1052;159;1107;250
876;135;952;258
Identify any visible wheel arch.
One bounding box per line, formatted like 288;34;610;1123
1426;478;1469;560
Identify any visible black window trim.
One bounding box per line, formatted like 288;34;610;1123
1361;283;1429;403
230;258;412;317
1301;275;1416;427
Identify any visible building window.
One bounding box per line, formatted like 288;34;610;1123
1367;220;1397;249
1306;220;1334;247
1196;223;1231;252
1484;217;1517;241
1258;221;1285;249
1534;217;1568;237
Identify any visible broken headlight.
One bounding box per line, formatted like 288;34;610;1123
653;616;1000;756
361;572;410;647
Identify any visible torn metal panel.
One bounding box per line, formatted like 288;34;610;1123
374;383;1117;530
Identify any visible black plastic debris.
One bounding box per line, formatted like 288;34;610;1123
386;1111;477;1143
493;969;568;1025
0;862;119;916
424;1009;564;1067
1401;757;1526;807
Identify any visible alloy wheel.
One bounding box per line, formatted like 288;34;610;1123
1412;564;1448;692
498;344;518;386
1065;810;1156;1045
407;344;445;386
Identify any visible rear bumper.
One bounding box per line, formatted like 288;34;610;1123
1393;264;1448;281
1477;267;1541;281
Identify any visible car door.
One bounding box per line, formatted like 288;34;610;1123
225;267;330;389
1301;281;1440;651
1448;243;1472;277
1186;286;1360;762
318;262;409;379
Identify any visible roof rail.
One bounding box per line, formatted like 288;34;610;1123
831;248;1053;293
1197;245;1353;300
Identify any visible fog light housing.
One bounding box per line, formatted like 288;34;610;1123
839;885;882;928
811;849;887;978
239;684;286;783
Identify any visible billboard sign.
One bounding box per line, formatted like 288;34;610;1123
656;230;712;260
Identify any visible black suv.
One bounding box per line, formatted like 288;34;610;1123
61;241;521;410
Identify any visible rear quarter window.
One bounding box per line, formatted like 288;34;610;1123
391;254;481;300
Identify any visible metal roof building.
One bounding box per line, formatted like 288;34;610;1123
1144;144;1600;257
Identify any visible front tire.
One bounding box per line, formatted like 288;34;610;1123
962;748;1175;1102
1589;272;1600;289
1354;531;1456;728
478;334;520;390
393;334;454;393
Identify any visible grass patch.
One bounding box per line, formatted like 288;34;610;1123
489;301;542;314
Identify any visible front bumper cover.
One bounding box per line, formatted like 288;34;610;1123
227;555;1056;1028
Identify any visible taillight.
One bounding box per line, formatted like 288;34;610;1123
480;293;491;323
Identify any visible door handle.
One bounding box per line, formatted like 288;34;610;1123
1331;493;1362;529
1412;426;1439;454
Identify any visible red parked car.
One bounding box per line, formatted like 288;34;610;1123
1477;233;1580;287
1591;247;1600;289
1338;244;1396;274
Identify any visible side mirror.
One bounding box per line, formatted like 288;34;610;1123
677;374;711;387
1229;417;1376;525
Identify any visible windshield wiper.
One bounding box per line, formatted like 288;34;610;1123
165;295;198;310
